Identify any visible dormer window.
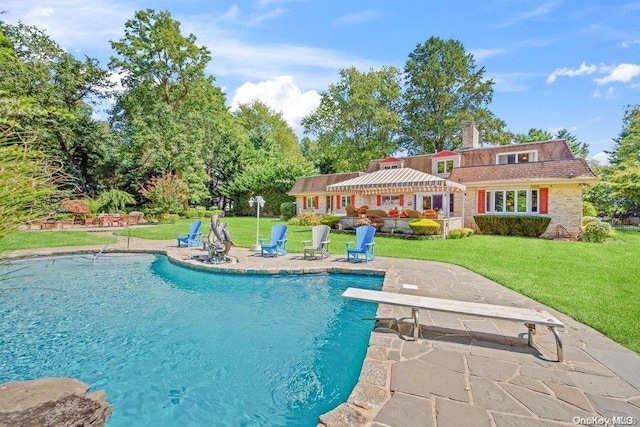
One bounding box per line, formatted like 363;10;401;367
437;159;455;174
383;164;399;169
379;156;402;170
497;150;537;164
431;150;459;176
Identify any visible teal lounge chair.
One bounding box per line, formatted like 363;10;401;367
260;224;288;257
346;225;376;263
303;225;331;259
177;220;203;247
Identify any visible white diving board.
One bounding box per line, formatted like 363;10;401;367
342;287;565;362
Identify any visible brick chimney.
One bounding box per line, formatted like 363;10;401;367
462;122;479;149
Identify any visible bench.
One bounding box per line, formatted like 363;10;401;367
342;287;565;362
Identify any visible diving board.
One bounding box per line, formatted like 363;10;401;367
342;287;565;362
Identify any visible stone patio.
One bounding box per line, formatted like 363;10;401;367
2;234;639;426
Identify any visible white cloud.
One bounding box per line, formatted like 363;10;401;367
621;39;640;48
546;62;599;83
591;87;616;99
495;0;560;28
470;48;507;61
594;63;640;84
591;151;610;166
332;10;379;26
230;76;321;134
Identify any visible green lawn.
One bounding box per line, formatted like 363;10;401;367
0;230;113;252
2;217;639;354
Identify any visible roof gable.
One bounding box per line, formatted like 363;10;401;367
432;150;458;158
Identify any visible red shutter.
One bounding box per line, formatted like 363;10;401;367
376;195;381;206
314;196;319;210
302;197;306;209
540;188;549;214
350;195;355;206
399;195;404;206
336;195;341;209
477;190;486;214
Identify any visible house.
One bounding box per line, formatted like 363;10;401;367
288;123;598;236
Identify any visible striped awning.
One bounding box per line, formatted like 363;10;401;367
326;167;465;194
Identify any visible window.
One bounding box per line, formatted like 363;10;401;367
340;195;350;208
485;189;539;214
381;195;400;205
497;151;537;165
306;196;316;208
383;165;399;169
436;159;455;174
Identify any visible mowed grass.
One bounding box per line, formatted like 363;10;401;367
0;230;113;252
2;217;639;353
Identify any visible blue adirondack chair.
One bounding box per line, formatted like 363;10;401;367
259;224;288;257
177;220;203;247
345;225;376;263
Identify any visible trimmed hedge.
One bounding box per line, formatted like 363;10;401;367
280;202;297;220
408;218;441;235
473;215;551;237
320;215;340;228
582;220;612;243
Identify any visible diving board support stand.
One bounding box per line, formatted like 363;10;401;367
343;287;564;362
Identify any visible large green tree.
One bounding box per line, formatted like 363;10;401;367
402;37;499;153
228;101;315;214
109;9;227;205
0;21;112;195
514;128;589;158
600;105;640;215
302;66;402;172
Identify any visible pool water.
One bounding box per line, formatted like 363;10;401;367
0;254;382;426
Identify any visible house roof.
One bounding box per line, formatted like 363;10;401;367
288;171;365;195
326;167;465;194
448;159;598;185
380;156;401;163
432;150;459;158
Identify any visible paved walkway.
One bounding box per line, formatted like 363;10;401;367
3;235;640;426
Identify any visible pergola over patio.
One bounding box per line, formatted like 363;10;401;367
326;167;466;195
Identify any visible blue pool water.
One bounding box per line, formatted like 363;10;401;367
0;254;382;426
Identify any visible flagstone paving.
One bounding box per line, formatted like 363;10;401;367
3;234;639;426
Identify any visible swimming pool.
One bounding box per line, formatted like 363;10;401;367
0;254;383;426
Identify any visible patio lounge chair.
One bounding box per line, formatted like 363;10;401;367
345;225;376;263
303;225;331;259
260;224;288;257
177;220;203;247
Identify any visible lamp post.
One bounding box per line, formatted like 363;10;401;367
248;196;265;251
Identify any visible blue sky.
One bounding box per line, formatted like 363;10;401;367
2;0;640;162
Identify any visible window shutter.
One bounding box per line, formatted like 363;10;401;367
399;195;404;206
314;196;319;209
540;188;549;214
336;195;341;209
477;190;486;214
376;195;381;206
302;197;306;209
351;194;355;206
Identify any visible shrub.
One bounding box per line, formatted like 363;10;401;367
582;201;597;217
448;229;463;239
473;215;551;237
287;216;301;225
582;220;612;243
298;211;322;226
96;189;136;213
321;215;340;228
408;219;441;235
280;202;297;220
462;227;475;237
581;216;600;226
139;173;189;215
